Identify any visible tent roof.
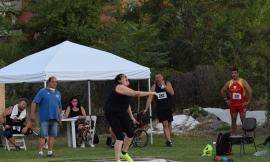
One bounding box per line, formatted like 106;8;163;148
0;41;150;83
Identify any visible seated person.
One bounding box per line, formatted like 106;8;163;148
0;98;31;150
65;97;88;146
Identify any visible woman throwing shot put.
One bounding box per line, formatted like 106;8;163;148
104;74;156;162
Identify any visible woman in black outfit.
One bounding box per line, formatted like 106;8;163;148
65;97;87;146
143;74;174;147
104;74;156;162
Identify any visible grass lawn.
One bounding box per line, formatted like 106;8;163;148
0;135;269;162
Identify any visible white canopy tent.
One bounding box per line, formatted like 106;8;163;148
0;41;154;144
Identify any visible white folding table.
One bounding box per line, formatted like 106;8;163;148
62;118;77;148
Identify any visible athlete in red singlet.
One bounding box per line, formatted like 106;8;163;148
221;67;252;134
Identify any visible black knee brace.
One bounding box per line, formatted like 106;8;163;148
3;128;13;139
115;133;125;141
126;131;134;138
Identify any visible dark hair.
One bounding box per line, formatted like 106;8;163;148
155;73;162;76
231;66;238;72
48;76;57;82
114;73;125;85
68;97;81;108
155;73;166;83
18;98;28;105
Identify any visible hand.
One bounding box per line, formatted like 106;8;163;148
161;82;166;89
131;118;139;125
21;127;28;134
30;121;37;129
161;80;165;86
225;100;230;106
58;120;62;128
143;109;148;114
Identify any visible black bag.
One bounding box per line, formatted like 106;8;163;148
216;132;231;156
106;136;112;146
93;133;99;144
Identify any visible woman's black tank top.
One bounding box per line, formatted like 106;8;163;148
68;107;83;118
104;85;131;113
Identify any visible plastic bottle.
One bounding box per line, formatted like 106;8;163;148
254;150;267;157
221;156;229;161
61;110;65;119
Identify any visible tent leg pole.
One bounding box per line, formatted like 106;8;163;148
148;78;153;145
137;80;140;112
88;81;91;115
88;80;92;115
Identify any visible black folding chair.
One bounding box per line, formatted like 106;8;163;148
229;117;257;155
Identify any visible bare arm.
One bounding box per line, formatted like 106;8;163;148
115;84;156;97
143;85;156;113
221;81;230;106
243;79;252;104
79;106;87;120
127;105;138;124
21;113;31;134
65;106;71;118
221;81;230;99
165;81;174;96
30;102;37;127
127;105;135;120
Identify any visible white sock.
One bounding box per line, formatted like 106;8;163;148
48;150;53;155
38;151;44;155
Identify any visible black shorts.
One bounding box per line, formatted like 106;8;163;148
105;112;134;141
3;126;30;139
156;109;173;123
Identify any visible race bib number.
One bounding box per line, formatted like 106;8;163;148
157;92;167;99
12;126;21;132
232;93;242;100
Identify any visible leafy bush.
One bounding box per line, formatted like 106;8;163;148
189;105;208;119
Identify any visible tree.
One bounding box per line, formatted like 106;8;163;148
0;0;26;64
0;0;18;36
23;0;105;51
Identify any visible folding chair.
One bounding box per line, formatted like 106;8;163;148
229;117;257;155
1;125;27;151
85;116;97;146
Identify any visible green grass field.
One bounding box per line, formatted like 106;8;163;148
0;135;269;162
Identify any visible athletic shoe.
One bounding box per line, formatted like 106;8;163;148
80;142;85;148
37;152;44;158
120;153;134;162
165;141;173;147
47;150;54;157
